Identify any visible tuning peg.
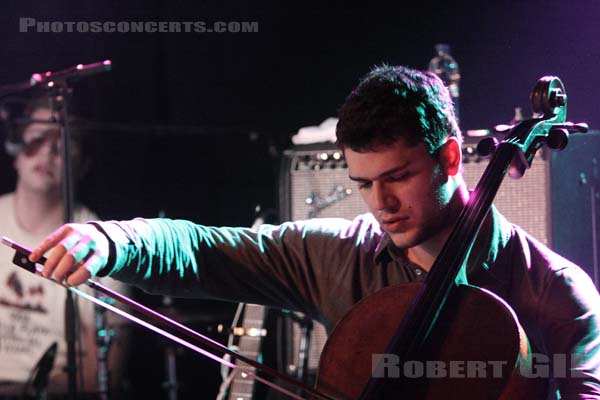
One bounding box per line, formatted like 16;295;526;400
493;124;513;135
553;122;588;133
547;128;569;150
477;137;499;157
549;88;567;108
569;122;588;133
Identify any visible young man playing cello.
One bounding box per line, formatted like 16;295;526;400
27;65;600;398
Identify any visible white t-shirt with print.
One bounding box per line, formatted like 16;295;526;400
0;192;127;393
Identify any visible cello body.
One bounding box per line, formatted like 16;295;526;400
316;283;548;399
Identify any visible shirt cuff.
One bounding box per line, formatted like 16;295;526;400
87;221;127;277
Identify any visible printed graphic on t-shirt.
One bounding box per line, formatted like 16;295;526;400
0;271;53;363
0;309;50;354
0;271;47;313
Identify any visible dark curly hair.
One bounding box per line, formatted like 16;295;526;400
336;64;461;154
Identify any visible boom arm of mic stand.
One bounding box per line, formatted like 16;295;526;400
47;76;78;400
0;59;112;98
0;81;37;98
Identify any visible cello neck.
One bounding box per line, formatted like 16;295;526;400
398;141;519;359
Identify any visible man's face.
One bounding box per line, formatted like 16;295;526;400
13;107;63;194
345;138;457;249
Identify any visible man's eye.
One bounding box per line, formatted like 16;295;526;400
388;174;407;182
24;137;46;148
358;181;372;190
22;137;47;156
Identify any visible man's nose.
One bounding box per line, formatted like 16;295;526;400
371;181;399;211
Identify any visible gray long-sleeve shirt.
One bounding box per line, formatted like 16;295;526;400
93;208;600;398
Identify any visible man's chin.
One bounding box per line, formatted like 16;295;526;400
388;231;420;249
28;183;61;195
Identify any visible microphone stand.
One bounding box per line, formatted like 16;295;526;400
41;60;112;399
48;81;79;400
280;310;313;386
95;293;114;400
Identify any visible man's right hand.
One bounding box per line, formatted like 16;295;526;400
30;223;110;286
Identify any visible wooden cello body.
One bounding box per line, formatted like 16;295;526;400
316;284;546;399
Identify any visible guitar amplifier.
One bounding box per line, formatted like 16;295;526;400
278;138;557;375
280;141;552;244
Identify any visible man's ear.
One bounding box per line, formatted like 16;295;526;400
438;137;461;176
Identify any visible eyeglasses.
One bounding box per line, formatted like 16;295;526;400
21;128;62;157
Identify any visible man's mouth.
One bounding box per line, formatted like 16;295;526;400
381;216;409;232
34;165;54;177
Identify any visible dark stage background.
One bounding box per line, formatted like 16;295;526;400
1;1;599;398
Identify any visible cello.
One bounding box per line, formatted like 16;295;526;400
315;76;588;399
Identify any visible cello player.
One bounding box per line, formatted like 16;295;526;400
28;65;600;398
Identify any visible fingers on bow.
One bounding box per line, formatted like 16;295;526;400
34;224;99;284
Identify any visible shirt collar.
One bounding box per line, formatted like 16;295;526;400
374;232;393;263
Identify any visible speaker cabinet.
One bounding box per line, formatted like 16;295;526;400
550;131;600;285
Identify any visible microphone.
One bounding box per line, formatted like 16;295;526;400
30;59;112;87
30;342;58;397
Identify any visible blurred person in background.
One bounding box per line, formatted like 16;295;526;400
0;93;128;399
